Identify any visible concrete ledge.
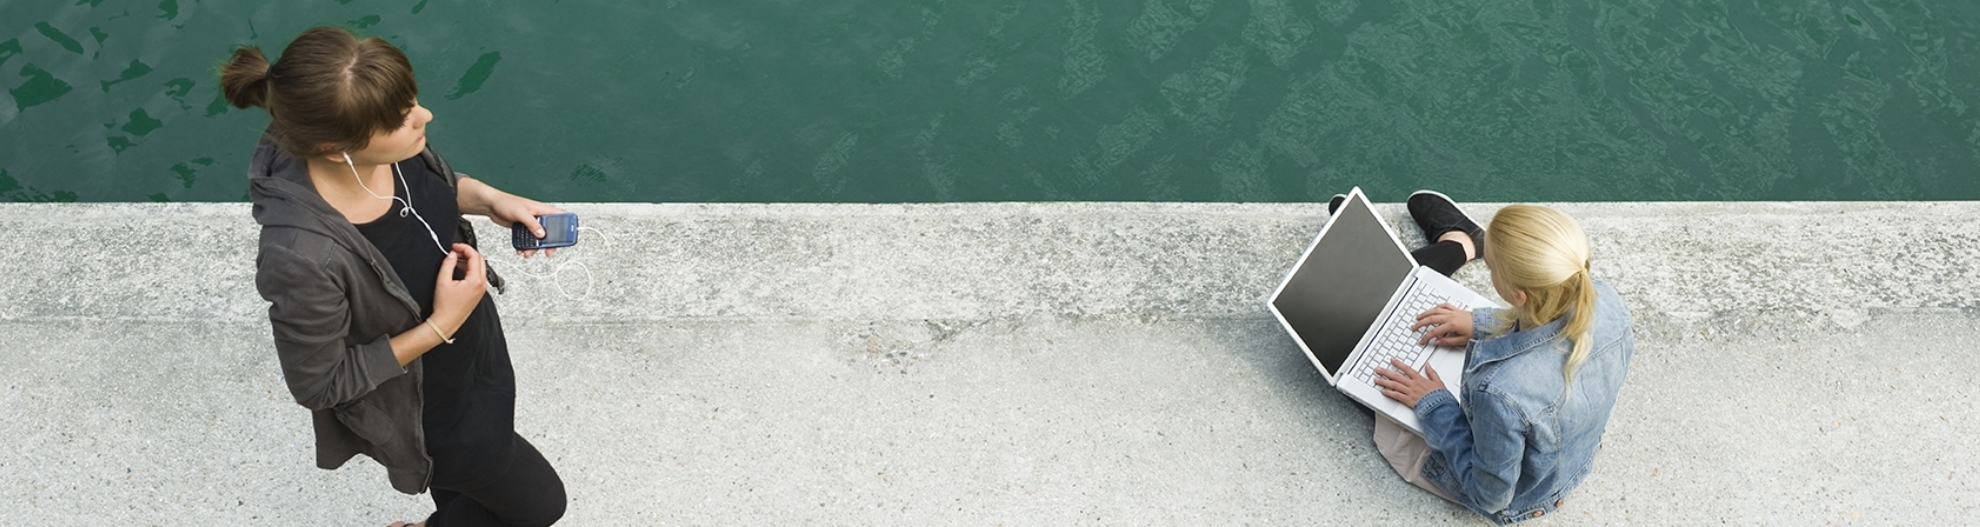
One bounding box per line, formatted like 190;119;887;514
6;202;1978;325
2;202;1976;524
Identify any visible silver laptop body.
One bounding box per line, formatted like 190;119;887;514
1266;187;1497;434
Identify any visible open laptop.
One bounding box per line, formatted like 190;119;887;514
1267;187;1498;434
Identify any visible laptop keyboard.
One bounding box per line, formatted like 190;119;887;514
1352;279;1452;386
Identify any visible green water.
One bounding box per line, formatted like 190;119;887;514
3;1;1977;203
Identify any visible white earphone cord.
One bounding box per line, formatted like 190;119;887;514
510;225;615;300
344;153;450;257
347;153;618;300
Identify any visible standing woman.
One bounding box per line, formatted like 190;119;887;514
224;27;567;527
1374;204;1635;524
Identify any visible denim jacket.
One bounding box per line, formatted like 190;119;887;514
1412;279;1634;525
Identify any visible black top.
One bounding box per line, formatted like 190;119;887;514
353;160;516;489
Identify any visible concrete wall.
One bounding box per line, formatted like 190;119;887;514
2;202;1975;525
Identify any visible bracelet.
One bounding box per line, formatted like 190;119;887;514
425;320;456;344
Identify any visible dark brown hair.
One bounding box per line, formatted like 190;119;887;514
220;26;419;157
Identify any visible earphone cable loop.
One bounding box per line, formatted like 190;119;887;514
344;153;450;258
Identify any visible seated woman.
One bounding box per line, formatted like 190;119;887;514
1372;200;1636;524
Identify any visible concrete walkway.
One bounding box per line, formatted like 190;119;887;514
2;202;1975;525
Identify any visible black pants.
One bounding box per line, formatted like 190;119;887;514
426;434;566;527
1414;240;1470;277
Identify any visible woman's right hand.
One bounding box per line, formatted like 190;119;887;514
1411;303;1473;348
431;243;487;333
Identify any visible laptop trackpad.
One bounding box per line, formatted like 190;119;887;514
1355;347;1466;435
1425;347;1465;404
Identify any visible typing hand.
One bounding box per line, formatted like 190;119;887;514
1411;303;1473;347
1374;359;1444;408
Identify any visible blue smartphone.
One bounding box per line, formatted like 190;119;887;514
512;213;579;250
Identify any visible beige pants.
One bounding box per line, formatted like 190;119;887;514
1374;415;1459;504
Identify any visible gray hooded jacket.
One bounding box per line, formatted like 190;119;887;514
248;134;501;495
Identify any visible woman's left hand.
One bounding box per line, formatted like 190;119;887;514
484;194;565;258
1412;303;1473;347
1374;359;1445;408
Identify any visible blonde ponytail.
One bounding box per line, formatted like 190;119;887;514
1558;266;1597;382
1481;205;1597;386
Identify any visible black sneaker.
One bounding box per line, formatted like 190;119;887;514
1406;190;1484;260
1327;194;1346;216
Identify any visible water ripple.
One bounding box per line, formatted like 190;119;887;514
445;52;502;100
34;23;85;55
1;0;1975;202
1058;0;1105;98
1125;0;1217;62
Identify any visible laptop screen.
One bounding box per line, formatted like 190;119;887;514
1269;193;1415;376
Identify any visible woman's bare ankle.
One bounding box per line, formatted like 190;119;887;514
1437;230;1476;260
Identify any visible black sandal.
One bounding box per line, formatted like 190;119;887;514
1406;190;1485;260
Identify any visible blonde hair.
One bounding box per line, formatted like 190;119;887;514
1482;205;1597;384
